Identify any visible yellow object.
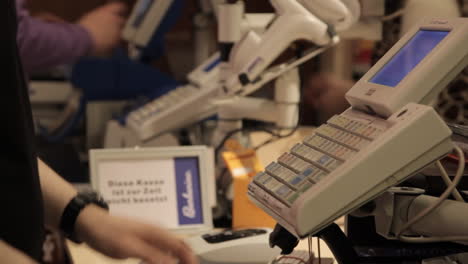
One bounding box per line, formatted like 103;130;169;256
222;147;276;229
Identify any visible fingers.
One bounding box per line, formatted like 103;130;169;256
103;2;128;16
84;213;198;264
165;240;198;264
137;226;198;264
180;243;199;264
103;2;127;27
116;236;176;264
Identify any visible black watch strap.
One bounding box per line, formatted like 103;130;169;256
60;191;109;243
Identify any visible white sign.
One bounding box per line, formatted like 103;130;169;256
97;159;178;228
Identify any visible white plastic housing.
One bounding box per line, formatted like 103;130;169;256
224;0;333;94
123;0;174;48
218;2;244;43
184;228;281;264
248;103;453;238
298;0;361;31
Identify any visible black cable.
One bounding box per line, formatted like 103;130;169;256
214;127;245;162
214;40;311;181
252;56;306;151
252;126;299;151
215;42;308;156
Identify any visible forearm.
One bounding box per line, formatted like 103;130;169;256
35;163;197;264
38;158;78;229
0;240;38;264
16;1;92;73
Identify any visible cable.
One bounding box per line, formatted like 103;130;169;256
252;65;304;151
216;44;306;156
436;160;465;202
317;237;321;264
39;94;86;143
253;126;299;151
252;94;302;151
214;127;246;162
214;125;299;161
397;145;466;243
380;9;405;21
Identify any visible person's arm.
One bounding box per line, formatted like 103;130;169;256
16;0;127;73
16;0;92;73
37;158;198;264
0;240;38;264
38;158;77;228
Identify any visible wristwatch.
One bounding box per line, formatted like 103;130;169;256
60;191;109;243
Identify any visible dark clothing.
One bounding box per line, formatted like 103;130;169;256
0;0;45;261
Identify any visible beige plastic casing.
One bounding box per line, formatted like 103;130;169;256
248;103;453;238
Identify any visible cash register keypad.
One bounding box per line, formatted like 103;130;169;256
291;143;341;171
278;153;314;173
252;114;385;207
130;85;198;123
303;135;356;161
315;125;370;150
328;115;382;140
265;163;312;191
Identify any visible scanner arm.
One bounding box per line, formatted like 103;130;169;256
221;0;362;95
211;0;359;146
211;67;301;148
353;187;468;246
121;0;360;143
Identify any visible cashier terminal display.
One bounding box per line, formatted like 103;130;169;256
346;18;468;118
247;17;468;238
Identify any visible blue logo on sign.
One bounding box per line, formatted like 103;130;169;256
175;158;203;225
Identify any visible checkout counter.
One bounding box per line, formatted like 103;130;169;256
66;127;339;264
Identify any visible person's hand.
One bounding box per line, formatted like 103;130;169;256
77;2;128;57
75;205;198;264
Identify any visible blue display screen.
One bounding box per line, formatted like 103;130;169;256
369;30;450;87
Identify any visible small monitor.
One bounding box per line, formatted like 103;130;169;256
346;18;468;117
89;146;215;234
